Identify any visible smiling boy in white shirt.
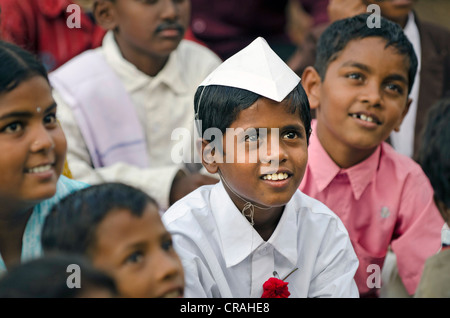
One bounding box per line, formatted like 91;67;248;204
162;37;359;298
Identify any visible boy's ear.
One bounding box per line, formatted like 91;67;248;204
201;139;219;174
393;97;412;132
94;0;118;31
301;66;322;110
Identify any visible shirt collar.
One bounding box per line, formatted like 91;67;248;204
308;120;381;200
210;181;298;268
102;31;188;94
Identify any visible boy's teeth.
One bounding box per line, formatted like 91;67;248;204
262;172;288;180
352;113;376;123
27;164;52;173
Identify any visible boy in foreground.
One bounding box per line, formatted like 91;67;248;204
163;37;359;298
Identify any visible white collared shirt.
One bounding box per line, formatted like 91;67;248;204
389;12;422;158
162;182;359;298
53;32;221;209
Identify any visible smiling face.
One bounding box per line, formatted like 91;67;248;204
303;37;411;167
203;97;308;212
97;0;191;62
90;203;185;298
0;76;66;206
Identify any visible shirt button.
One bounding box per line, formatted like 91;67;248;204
259;246;270;255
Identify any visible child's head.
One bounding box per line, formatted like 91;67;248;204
0;254;118;298
313;13;417;93
94;0;191;61
42;182;184;298
418;98;450;224
302;14;418;166
195;37;311;216
0;41;67;204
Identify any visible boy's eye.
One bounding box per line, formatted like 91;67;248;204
282;131;299;140
44;113;57;126
2;122;23;133
385;83;404;95
346;73;363;81
125;251;144;264
245;134;259;142
161;238;173;252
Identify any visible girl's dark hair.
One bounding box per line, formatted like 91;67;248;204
194;83;311;144
315;13;418;93
0;40;49;94
42;182;159;256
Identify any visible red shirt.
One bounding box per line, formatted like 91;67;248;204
0;0;106;71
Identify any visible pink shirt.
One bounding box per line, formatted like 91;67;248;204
299;121;444;296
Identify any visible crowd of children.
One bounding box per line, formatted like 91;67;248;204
0;0;448;299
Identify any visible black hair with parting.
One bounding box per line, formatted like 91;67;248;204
0;40;49;94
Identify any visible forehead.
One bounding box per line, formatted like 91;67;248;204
0;76;53;110
329;37;410;75
231;97;304;128
94;204;163;248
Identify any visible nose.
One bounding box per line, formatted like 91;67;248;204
153;250;183;284
30;124;54;153
259;130;287;172
359;80;382;107
160;0;179;20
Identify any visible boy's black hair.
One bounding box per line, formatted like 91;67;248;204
42;182;158;256
0;253;118;298
314;13;418;93
194;83;311;144
0;40;49;94
418;98;450;208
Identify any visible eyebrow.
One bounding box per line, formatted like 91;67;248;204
341;61;372;73
281;124;305;132
341;61;408;84
0;102;57;121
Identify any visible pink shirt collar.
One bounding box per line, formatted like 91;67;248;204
307;120;381;200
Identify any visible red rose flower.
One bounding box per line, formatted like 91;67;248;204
261;277;291;298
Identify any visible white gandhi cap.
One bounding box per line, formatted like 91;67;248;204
198;37;301;103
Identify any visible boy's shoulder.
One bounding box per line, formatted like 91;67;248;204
49;48;105;84
292;190;351;233
162;183;215;225
175;39;222;71
379;142;427;179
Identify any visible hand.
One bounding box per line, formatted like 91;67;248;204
169;170;218;205
327;0;367;22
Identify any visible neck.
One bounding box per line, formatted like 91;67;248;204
316;125;378;169
220;176;283;241
114;34;169;77
0;203;34;269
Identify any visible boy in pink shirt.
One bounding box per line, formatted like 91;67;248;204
300;14;444;297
